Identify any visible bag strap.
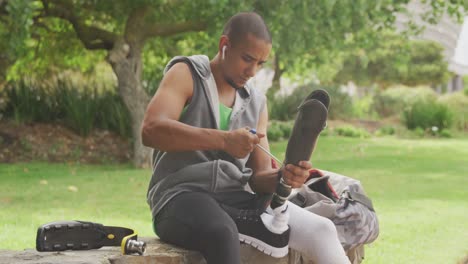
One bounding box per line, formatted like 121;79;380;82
342;189;375;212
289;192;306;207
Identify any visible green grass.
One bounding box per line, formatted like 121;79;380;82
272;136;468;263
1;136;467;263
0;163;153;250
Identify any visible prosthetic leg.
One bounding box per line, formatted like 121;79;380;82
225;90;330;258
271;89;329;209
268;89;329;233
36;220;146;255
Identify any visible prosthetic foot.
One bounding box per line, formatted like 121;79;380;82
36;220;146;255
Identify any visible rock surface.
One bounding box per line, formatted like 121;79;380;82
0;237;292;264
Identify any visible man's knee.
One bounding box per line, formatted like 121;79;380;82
316;217;338;237
204;221;238;243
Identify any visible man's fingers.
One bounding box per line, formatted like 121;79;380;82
282;163;311;188
252;136;261;145
285;164;307;177
282;176;302;188
246;127;265;139
298;160;313;169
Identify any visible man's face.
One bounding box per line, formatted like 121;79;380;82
222;33;272;89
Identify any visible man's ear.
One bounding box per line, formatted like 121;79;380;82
219;35;229;60
222;45;227;60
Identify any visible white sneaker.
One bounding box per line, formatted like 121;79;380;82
221;205;290;258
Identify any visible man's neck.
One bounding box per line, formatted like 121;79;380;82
210;57;236;93
210;56;237;107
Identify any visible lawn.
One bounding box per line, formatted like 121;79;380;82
1;136;467;263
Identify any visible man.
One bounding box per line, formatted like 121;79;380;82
141;12;350;264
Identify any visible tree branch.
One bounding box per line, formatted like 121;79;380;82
143;20;207;39
41;0;118;50
0;0;8;16
122;5;207;50
32;15;53;33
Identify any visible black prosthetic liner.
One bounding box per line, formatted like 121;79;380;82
270;94;329;209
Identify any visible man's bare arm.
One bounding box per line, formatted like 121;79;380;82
141;62;261;158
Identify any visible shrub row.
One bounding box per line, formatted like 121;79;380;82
269;83;466;133
267;120;293;141
266;120;453;142
268;83;353;121
402;99;452;131
370;86;466;132
372;86;437;118
1;80;131;137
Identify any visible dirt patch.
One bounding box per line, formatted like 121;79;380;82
0;118;400;164
0;119;132;164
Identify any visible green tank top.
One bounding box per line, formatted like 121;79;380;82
180;104;232;130
219;103;232;131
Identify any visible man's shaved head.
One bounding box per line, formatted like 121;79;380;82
222;12;272;46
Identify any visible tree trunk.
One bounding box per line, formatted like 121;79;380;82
266;54;283;100
107;38;151;168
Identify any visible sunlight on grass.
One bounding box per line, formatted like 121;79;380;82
271;136;468;264
1;136;467;263
0;163;154;250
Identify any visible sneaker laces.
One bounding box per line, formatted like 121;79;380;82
236;209;261;222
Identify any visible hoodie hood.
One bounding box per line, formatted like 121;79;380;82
164;55;211;80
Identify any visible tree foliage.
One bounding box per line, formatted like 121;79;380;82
2;1;466;83
0;0;466;166
333;32;450;87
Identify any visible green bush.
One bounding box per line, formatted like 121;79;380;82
268;83;353;121
95;93;132;138
56;81;99;136
0;88;7;118
334;125;370;138
268;96;290;121
402;99;453;131
4;81;59;123
438;91;468;132
375;125;396;136
322;85;353;120
439;130;452;138
267;122;283;142
3;80;131;138
278;121;293;139
353;95;378;120
320;126;330;137
372;85;437;118
413;127;425;137
268;84;316;121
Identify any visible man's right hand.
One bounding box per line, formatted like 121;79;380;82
223;127;265;158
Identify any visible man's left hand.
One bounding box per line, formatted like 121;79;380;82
281;161;312;188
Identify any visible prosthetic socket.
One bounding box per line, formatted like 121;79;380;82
270;90;329;209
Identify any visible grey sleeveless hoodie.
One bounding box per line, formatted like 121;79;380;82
147;55;266;219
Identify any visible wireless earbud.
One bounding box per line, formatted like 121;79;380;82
222;46;227;60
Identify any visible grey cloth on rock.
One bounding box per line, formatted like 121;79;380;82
289;169;379;253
